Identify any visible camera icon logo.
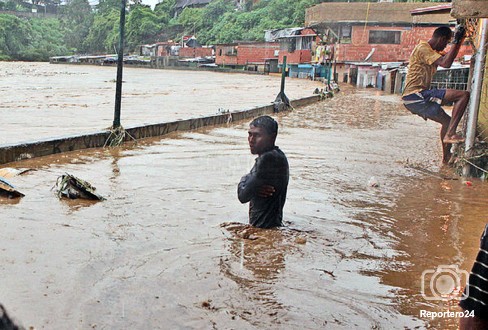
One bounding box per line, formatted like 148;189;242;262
421;265;469;301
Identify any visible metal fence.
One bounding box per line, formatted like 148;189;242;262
430;67;470;91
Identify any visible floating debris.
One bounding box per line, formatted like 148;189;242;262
0;177;24;198
273;93;292;112
54;173;105;200
368;176;380;188
104;126;136;147
313;87;333;100
451;141;488;179
0;168;34;178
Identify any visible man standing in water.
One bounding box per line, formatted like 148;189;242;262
238;116;289;228
402;25;469;163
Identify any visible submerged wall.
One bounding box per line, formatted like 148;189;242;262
0;95;320;165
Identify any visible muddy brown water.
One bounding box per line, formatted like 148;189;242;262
1;63;488;329
0;62;322;145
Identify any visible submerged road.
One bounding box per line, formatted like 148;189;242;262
1;65;487;329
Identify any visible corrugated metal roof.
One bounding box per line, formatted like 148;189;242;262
411;4;452;15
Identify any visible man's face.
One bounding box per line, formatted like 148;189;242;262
248;125;275;155
435;35;452;51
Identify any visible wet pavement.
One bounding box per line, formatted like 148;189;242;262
1;66;488;329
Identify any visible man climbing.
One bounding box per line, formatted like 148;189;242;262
237;116;289;229
402;25;469;163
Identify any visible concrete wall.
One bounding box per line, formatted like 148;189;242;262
452;0;488;18
0;96;320;165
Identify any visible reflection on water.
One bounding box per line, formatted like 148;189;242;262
1;87;487;329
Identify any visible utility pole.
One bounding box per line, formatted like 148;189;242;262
113;0;127;129
463;19;488;177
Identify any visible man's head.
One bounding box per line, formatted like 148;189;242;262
430;26;453;51
248;116;278;155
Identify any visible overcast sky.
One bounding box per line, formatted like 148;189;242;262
142;0;160;9
87;0;162;9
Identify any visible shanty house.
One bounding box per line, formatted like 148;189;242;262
305;2;457;63
305;2;472;86
214;42;280;72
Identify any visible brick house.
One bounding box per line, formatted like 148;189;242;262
178;46;213;58
305;2;472;84
214;42;280;72
265;27;319;65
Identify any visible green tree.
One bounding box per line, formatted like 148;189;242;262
126;4;161;50
60;0;94;53
84;9;120;53
96;0;121;14
21;18;69;60
177;7;204;33
154;0;176;23
0;14;31;60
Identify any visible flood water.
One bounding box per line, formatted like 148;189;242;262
0;62;322;145
1;63;488;330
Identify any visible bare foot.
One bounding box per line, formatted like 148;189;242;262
443;134;465;144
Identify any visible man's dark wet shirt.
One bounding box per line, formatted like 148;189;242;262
238;146;289;228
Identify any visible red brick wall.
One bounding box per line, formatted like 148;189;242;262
279;50;312;64
215;47;238;65
336;26;473;63
179;47;213;58
236;44;279;65
276;28;316;64
215;43;279;66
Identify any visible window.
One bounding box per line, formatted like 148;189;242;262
223;46;237;56
340;25;351;44
280;40;296;53
369;30;401;44
300;36;313;50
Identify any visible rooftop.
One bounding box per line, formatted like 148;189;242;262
305;2;453;27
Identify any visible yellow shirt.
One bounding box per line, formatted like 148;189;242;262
402;41;442;96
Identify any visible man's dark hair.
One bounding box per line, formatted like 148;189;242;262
0;305;21;330
433;26;453;39
250;116;278;136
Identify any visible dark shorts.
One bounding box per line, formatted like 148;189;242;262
402;89;447;121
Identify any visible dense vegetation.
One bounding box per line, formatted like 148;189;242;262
0;0;447;61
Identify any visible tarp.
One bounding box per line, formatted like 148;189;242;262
264;28;304;42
